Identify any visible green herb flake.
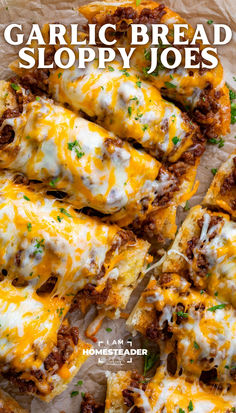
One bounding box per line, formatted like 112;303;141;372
11;83;20;91
214;291;218;296
59;208;72;218
56;307;64;317
184;201;190;211
81;392;85;398
164;81;176;89
188;401;193;412
144;350;159;375
200;290;205;294
128;106;132;117
207;20;213;25
70;391;79;398
23;195;30;201
57;216;63;222
142;124;148;132
49;177;60;187
193;341;200;350
136;81;142;88
172;136;180;145
120;69;130;77
27;222;32;232
35;96;40;101
211;168;218;176
76;380;83;386
136;0;141;5
175;311;188;318
108;66;114;72
207;304;226;312
179;409;185;413
106;327;112;332
101;86;104;90
58;72;62;79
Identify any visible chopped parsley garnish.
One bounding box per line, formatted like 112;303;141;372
208;137;224;148
193;341;200;350
188;400;194;411
200;289;205;294
49;177;60;187
34;239;45;255
136;0;141;5
233;76;236;82
207;304;226;312
108;66;114;72
144;349;159;375
58;72;62;78
211;168;218;175
130;96;139;104
81;392;85;398
128;106;132;117
206;272;211;278
57;215;63;222
225;365;229;369
164;81;176;89
136;81;142;88
106;327;112;332
27;222;32;232
172;136;180;145
35;96;40;101
23;195;30;201
101;86;104;90
56;307;64;317
68;140;85;159
207;20;213;25
176;311;188;318
184;201;190;211
142;124;148;131
179;409;185;413
76;380;83;386
25;135;31;139
70;391;79;398
170;74;174;79
120;69;130;77
11;83;20;91
59;208;72;218
227;84;236;124
214;291;218;296
144;48;151;61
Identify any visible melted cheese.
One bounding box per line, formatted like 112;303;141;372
0;95;165;226
106;368;236;413
0;172;147;306
79;0;230;136
0;278;67;372
127;275;236;382
49;60;196;161
191;215;236;308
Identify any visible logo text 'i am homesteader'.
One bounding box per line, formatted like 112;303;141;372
83;338;147;366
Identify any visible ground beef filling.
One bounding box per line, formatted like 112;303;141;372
122;371;147;413
2;324;79;396
80;393;104;413
71;229;137;310
186;215;222;278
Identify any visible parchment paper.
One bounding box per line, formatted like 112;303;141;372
0;0;235;412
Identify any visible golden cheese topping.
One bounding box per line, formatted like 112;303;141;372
105;369;236;413
0;92;180;226
128;275;236;383
203;151;236;218
49;60;197;162
0;172;147;303
136;368;236;413
0;278;68;373
79;0;230;136
189;213;236;307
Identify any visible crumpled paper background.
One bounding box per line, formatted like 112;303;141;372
0;0;235;412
